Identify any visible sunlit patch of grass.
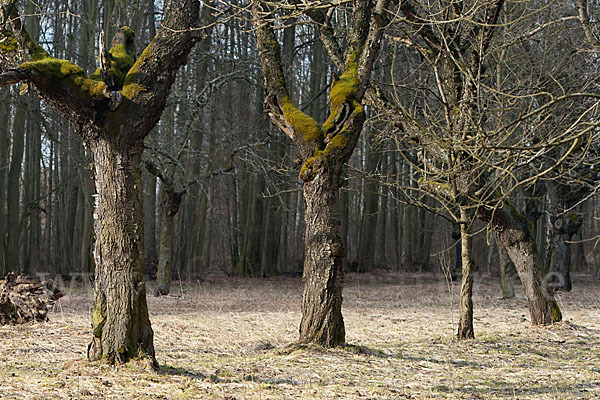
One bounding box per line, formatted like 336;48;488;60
0;272;599;399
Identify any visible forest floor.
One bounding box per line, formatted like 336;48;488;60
0;271;599;399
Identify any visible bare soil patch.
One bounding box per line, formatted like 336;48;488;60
0;272;599;399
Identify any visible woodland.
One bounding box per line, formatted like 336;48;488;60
0;0;600;399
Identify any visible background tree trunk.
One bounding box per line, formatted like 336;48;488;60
497;238;515;299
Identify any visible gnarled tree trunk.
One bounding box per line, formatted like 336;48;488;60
478;203;561;325
253;0;391;346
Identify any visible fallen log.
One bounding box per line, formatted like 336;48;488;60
0;272;63;324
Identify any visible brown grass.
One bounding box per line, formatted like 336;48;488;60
0;272;599;399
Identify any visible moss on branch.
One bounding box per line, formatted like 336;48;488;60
20;57;107;99
280;95;322;144
297;53;365;182
322;52;363;138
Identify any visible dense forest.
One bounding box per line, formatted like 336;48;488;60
0;0;594;281
1;0;600;383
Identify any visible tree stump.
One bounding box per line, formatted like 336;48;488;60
0;272;62;324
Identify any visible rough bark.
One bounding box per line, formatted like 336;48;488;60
477;203;562;325
87;138;155;364
299;171;345;346
457;209;474;339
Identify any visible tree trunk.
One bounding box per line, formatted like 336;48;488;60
143;171;158;278
549;214;582;292
155;189;174;296
299;171;345;346
497;238;515;298
0;89;9;275
154;182;184;296
457;209;474;339
5;102;25;271
87;137;155;366
478;203;561;325
80;164;95;277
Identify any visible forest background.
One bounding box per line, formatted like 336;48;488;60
0;0;599;297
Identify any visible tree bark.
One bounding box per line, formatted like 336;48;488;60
1;0;205;366
155;189;175;296
299;171;345;346
5;102;25;271
154;182;184;296
457;209;474;339
87;137;155;365
478;203;561;325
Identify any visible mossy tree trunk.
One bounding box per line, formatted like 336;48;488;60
0;0;205;365
253;0;391;346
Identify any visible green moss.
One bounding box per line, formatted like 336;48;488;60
91;304;106;338
21;57;106;99
89;68;102;81
21;57;85;78
25;38;47;61
280;96;322;144
300;150;327;181
74;76;107;98
0;32;18;53
1;26;47;61
102;44;135;88
122;83;146;98
121;26;135;40
323;132;350;156
121;40;154;98
322;52;363;137
550;301;562;322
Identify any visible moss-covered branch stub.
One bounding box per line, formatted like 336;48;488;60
90;27;136;90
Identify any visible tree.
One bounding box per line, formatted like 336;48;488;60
360;0;600;330
0;0;206;365
252;0;391;346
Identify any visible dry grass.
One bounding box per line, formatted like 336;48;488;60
0;272;599;399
